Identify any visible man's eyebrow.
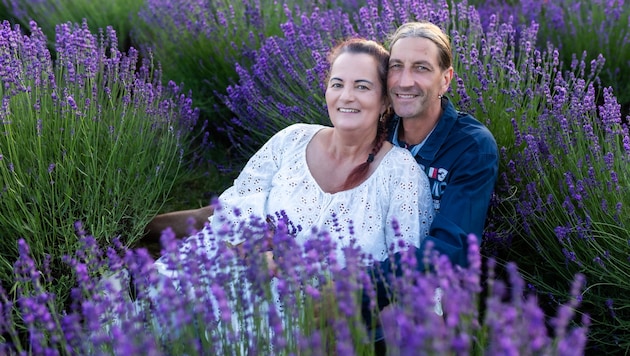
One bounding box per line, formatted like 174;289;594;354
389;58;432;65
415;60;433;67
389;58;435;69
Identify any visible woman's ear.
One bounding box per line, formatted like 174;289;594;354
380;98;391;117
380;105;393;122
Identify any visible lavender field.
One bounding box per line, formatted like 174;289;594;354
1;0;628;354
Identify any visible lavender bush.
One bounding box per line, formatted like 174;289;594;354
491;75;630;349
473;0;630;113
133;0;361;133
0;213;588;355
444;1;630;351
0;19;201;313
2;0;144;50
523;0;630;112
446;2;630;350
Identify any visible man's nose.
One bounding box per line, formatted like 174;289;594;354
398;68;414;87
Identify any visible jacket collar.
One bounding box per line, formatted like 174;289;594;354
389;96;458;161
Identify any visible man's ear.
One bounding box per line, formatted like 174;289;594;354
442;66;454;92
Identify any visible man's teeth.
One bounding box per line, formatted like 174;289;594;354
398;94;415;99
339;108;359;113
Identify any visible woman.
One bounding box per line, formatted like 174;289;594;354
151;38;435;340
155;37;433;269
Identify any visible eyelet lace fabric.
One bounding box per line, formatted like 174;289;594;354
152;123;435;342
211;123;434;265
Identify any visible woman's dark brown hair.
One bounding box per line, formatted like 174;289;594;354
326;38;391;190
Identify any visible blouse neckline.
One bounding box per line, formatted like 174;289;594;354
302;125;396;195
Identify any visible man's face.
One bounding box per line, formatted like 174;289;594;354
387;37;450;120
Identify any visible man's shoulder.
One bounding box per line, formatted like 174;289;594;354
453;111;492;135
449;111;497;153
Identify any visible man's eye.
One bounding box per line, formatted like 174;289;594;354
389;63;401;69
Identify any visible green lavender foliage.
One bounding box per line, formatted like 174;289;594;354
0;20;197;307
2;0;144;50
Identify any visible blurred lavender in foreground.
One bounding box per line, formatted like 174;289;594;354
1;214;588;355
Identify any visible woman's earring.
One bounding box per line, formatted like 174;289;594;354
438;94;443;99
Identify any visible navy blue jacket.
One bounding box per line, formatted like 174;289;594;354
364;97;498;334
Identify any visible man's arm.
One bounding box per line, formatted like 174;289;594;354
421;150;498;267
368;149;498;309
144;205;214;243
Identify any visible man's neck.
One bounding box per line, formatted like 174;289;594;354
399;113;441;146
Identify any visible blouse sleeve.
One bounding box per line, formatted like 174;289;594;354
384;149;435;254
210;124;299;242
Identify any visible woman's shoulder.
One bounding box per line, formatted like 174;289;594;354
281;123;326;133
274;123;326;141
383;145;420;167
261;123;327;156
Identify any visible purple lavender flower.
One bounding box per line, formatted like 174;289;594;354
0;212;592;354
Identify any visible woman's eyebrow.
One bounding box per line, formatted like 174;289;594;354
330;77;374;85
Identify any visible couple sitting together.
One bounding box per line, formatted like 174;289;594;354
144;21;498;351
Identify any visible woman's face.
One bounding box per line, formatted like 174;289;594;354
325;52;386;132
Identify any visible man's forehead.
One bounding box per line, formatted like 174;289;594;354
390;37;439;62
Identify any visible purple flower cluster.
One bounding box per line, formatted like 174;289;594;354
1;18;201;159
473;0;630;111
0;214;588;354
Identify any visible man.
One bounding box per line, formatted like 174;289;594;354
364;22;498;354
378;20;498;284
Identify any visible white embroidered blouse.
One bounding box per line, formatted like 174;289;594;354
210;123;434;264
